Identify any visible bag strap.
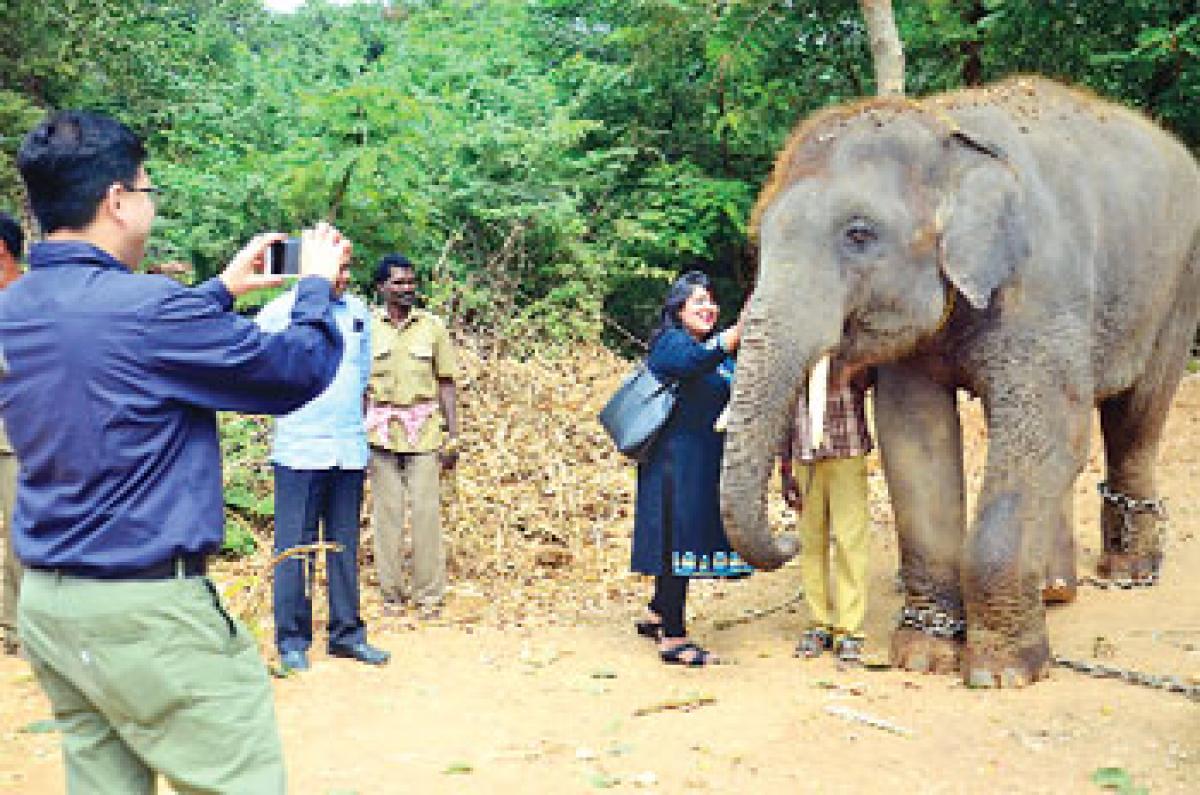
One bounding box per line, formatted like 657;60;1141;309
640;360;679;394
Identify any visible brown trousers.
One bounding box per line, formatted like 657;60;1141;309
370;450;445;608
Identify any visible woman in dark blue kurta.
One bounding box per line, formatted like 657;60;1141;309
632;271;748;667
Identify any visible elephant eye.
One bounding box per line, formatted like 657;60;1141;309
841;218;878;253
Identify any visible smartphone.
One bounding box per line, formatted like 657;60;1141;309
265;238;302;277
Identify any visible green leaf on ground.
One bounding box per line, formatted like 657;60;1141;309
443;762;473;775
1091;767;1132;790
588;772;619;788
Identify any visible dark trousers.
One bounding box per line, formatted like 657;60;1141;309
272;465;366;653
649;575;690;638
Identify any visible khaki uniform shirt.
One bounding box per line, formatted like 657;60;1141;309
368;307;458;454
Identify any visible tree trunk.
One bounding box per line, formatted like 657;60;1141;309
960;0;987;86
859;0;905;96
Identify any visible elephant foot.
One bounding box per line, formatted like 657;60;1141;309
1040;577;1077;604
890;628;962;674
1097;551;1161;585
961;633;1051;689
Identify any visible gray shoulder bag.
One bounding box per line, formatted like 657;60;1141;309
598;362;678;463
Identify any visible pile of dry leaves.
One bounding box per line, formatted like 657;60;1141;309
216;339;653;639
215;336;894;644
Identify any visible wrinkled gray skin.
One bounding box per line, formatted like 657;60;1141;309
720;77;1200;688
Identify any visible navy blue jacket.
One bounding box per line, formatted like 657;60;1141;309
0;241;343;575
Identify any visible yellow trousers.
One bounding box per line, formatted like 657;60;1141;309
795;456;869;639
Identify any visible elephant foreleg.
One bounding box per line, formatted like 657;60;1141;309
875;365;966;674
961;380;1089;688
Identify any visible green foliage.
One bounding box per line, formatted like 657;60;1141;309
218;413;275;556
0;90;43;215
0;0;1195;349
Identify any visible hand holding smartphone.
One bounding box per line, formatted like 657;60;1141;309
264;238;302;277
219;223;350;298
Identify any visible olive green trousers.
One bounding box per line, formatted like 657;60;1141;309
19;570;286;794
0;453;19;643
370;449;445;608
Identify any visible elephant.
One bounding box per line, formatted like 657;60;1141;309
719;76;1200;688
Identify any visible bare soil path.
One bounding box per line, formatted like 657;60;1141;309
3;380;1200;794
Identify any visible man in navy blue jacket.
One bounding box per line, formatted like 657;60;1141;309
0;110;350;793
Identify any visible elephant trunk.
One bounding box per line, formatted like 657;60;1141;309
720;282;842;571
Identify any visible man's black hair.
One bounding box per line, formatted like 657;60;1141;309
17;110;147;234
0;212;23;259
648;270;716;347
373;252;415;286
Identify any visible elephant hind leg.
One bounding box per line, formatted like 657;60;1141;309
1099;391;1174;581
1097;290;1198;582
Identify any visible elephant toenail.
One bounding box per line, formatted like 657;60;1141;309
1001;668;1025;687
968;669;996;688
908;653;929;671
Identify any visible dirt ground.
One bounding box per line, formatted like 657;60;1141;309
3;379;1200;794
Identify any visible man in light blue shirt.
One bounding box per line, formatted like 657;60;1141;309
256;255;389;671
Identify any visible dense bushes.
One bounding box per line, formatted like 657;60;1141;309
1;1;1195;348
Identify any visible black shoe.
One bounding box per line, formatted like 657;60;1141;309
328;641;391;666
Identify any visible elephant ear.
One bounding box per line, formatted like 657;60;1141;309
937;145;1031;311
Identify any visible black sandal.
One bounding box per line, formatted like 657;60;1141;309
659;642;718;667
635;619;662;641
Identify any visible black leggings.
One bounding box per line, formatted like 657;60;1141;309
649;575;690;639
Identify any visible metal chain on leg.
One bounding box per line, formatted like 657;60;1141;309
1055;482;1196;699
1083;481;1168;589
895;605;966;641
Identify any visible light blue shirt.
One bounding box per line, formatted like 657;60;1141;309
255;289;371;470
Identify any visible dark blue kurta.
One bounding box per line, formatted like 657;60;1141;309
631;328;751;578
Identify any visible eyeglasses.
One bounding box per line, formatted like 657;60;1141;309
123;185;162;197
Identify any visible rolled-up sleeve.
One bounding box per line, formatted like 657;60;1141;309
144;277;343;415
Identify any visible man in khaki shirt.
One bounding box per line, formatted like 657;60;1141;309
367;253;459;615
0;212;24;655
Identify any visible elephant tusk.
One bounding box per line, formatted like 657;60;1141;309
808;354;830;450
